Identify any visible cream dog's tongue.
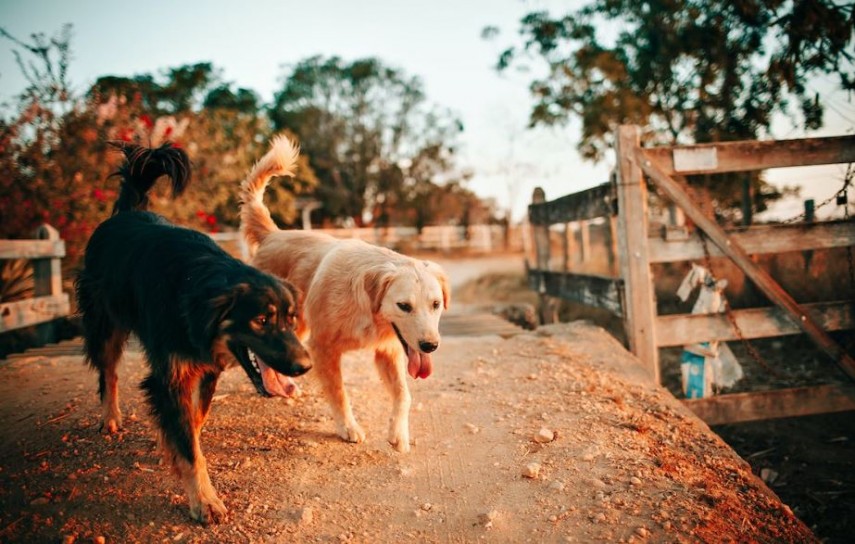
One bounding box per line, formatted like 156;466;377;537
407;346;433;379
257;357;300;397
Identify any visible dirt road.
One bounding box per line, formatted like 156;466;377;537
0;319;812;543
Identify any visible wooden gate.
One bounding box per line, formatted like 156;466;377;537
529;126;855;424
0;224;70;343
616;125;855;423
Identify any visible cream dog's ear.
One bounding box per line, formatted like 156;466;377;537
361;263;397;314
422;260;451;310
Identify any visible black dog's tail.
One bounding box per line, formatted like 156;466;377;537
110;142;191;215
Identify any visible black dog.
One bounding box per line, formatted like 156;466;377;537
76;142;311;524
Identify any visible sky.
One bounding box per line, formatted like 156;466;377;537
1;0;853;222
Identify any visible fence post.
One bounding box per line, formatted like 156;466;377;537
33;224;62;345
578;219;590;267
532;187;557;324
607;215;619;276
615;126;660;382
562;223;570;272
803;199;815;271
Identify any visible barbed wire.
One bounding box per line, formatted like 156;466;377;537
779;162;853;224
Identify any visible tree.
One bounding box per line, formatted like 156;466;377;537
486;0;854;219
89;62;219;115
269;56;464;226
84;72;319;231
1;25;316;274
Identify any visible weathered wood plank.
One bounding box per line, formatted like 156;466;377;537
616;125;660;382
0;294;71;332
33;224;64;344
644;135;855;176
657;301;854;347
684;384;855;426
531;188;557;324
649;221;855;263
528;182;614;225
636;143;855;381
0;239;66;259
526;269;624;316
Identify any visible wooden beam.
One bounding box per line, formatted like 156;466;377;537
657;301;854;347
531;188;557;324
528;182;613;225
526;269;623;316
0;239;66;259
636;144;855;381
33;224;64;344
578;219;591;264
649;221;855;263
644;135;855;176
683;384;855;425
616;126;660;382
0;294;71;332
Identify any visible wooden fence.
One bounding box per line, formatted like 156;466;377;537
213;224;523;260
0;224;70;342
529;125;855;424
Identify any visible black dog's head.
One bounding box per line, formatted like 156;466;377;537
206;272;311;397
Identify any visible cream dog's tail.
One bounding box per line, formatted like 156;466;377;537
239;134;300;255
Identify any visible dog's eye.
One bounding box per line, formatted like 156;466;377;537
397;302;413;313
432;300;441;310
254;315;269;327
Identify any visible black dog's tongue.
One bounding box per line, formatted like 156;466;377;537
256;356;300;397
406;346;433;379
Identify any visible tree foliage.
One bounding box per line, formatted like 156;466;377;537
269;56;465;226
1;25;487;288
487;0;854;218
0;30;319;271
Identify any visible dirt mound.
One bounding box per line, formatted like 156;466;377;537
0;323;812;543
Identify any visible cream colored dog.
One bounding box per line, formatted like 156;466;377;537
239;135;450;452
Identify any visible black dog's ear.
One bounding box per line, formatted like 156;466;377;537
185;283;248;356
279;278;302;308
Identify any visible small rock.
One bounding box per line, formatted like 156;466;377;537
61;536;76;544
635;526;649;538
30;497;49;506
590;478;607;489
94;537;106;544
464;423;480;434
760;468;778;484
534;428;555;443
421;503;432;512
630;477;642;486
548;514;558;522
522;462;541;479
593;512;606;523
478;509;499;527
300;507;314;525
548;480;565;491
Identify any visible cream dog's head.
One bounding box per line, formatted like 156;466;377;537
365;260;450;379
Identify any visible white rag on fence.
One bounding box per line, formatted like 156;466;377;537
676;264;744;398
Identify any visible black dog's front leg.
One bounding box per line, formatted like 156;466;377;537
142;363;227;524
